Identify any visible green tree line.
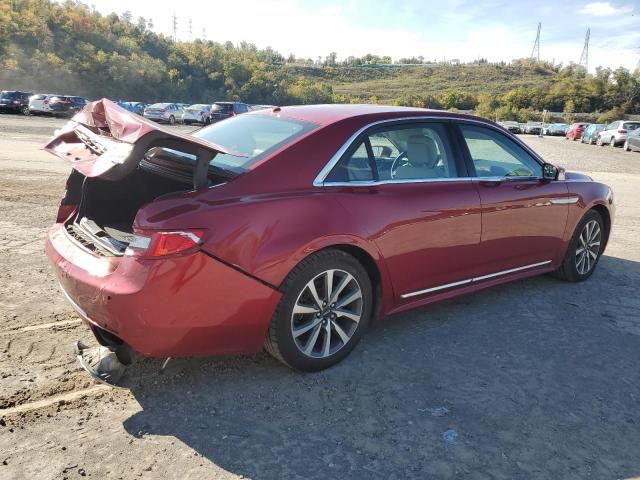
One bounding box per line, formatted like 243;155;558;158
1;0;638;122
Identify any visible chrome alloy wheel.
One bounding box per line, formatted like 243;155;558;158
290;269;363;358
576;219;602;275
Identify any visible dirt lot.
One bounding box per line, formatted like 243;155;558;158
1;113;639;480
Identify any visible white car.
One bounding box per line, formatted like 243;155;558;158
28;94;56;115
143;103;183;125
181;104;212;125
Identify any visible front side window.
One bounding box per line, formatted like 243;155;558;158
326;123;457;183
460;125;542;178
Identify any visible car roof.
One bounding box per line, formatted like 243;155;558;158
249;104;484;127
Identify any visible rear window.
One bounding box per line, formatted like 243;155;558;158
623;122;640;131
193;114;317;172
1;91;17;99
32;94;47;100
213;103;233;113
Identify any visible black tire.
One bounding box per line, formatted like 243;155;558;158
265;249;373;372
21;105;30;115
623;140;631;152
610;137;617;147
554;210;605;282
184;120;191;125
589;136;595;145
168;115;175;125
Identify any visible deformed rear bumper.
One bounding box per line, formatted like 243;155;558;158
45;223;282;357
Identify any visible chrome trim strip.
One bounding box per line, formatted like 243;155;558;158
400;260;553;299
549;197;579;205
472;260;552;282
323;177;473;187
401;279;473;298
313;115;546;187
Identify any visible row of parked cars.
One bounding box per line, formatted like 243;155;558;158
0;90;266;126
499;119;640;152
0;90;89;117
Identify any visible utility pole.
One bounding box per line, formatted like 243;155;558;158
188;18;193;41
202;27;207;41
530;22;541;62
579;28;590;72
172;12;177;42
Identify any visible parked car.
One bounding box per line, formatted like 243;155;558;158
623;127;640;152
596;120;640;147
565;122;590;141
524;122;544;135
0;90;32;114
125;102;147;115
28;93;56;115
581;124;605;145
210;101;251;122
544;123;569;136
143;103;183;124
182;104;212;125
48;96;88;117
499;121;522;134
44;100;614;375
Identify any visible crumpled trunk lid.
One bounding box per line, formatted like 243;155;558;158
44;98;242;189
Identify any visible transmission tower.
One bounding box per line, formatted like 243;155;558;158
579;28;590;71
530;22;541;62
172;12;177;42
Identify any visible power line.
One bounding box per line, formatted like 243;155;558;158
579;28;590;71
171;12;177;42
530;22;541;62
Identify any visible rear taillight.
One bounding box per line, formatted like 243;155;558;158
618;129;627;134
44;99;49;104
159;108;166;112
125;229;205;258
12;100;20;104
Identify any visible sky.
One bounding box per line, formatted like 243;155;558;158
85;0;639;72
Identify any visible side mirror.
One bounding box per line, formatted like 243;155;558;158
542;163;558;180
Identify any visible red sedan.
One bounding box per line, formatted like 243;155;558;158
565;122;590;140
45;100;614;373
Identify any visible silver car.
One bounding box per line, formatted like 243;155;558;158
28;94;56;115
181;104;212;125
596;120;640;147
143;103;183;125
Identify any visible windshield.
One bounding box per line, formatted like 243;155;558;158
193;114;317;172
188;104;209;110
213;103;233;113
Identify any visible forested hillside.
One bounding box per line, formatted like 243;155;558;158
1;0;639;122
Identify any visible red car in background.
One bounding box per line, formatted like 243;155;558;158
565;122;590;140
44;100;614;375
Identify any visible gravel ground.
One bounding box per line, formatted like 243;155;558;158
1;113;639;480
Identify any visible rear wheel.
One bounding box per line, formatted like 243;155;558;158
610;136;617;147
168;115;175;125
554;210;604;282
265;249;373;371
596;136;604;146
623;140;631;151
21;105;30;115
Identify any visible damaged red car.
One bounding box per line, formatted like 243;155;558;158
45;99;614;373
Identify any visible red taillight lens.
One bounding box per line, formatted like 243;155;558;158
159;108;166;112
44;99;49;104
618;129;627;134
126;229;205;258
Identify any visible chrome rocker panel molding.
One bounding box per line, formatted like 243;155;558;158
400;260;553;299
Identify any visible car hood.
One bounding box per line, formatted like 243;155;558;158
565;171;593;182
44;98;243;181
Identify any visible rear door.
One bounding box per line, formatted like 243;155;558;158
323;121;482;301
456;123;569;277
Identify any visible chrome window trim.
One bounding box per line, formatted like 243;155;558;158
313;115;547;188
322;177;473;188
400;260;552;299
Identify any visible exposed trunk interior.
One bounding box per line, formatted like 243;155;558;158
64;148;230;256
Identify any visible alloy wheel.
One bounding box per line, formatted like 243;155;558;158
575;219;601;275
290;269;363;358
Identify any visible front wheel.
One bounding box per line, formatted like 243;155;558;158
596;136;604;146
554;210;605;282
265;249;373;371
21;105;30;115
623;140;631;152
168;115;175;125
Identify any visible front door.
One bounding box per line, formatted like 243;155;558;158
457;124;569;276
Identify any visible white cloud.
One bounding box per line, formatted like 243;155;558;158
580;2;632;16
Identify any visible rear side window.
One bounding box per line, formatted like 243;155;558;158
213;103;233;113
326;123;457;183
460;125;542;178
